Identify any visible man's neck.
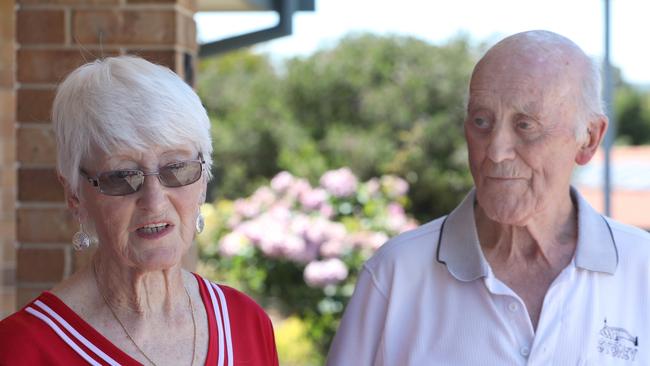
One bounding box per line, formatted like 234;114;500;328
474;198;578;330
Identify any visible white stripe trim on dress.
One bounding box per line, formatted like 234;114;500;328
26;307;103;366
212;283;234;366
203;278;226;366
33;300;121;366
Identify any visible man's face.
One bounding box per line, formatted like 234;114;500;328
464;52;583;225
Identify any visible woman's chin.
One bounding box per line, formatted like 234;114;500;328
132;247;184;271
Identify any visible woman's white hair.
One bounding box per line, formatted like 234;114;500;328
52;55;213;193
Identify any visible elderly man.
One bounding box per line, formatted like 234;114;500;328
326;30;650;365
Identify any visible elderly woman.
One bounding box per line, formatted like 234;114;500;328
0;56;278;365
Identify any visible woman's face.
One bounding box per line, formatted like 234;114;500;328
74;146;206;271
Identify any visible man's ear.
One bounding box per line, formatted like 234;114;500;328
575;116;608;165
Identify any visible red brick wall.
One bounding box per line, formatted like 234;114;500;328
0;0;17;319
9;0;198;313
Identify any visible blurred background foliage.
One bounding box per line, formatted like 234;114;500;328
196;33;650;365
198;33;479;223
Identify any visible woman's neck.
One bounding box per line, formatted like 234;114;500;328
91;252;188;316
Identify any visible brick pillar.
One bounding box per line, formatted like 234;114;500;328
0;0;17;319
14;0;198;309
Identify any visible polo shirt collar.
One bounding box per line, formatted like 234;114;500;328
572;186;618;274
436;187;618;282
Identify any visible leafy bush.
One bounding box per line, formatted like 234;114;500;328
197;33;477;223
197;168;417;362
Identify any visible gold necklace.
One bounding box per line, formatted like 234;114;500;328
93;263;197;366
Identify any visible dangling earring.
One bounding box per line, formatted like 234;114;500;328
195;212;205;234
72;223;91;251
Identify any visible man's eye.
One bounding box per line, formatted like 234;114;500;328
474;117;489;128
516;120;533;130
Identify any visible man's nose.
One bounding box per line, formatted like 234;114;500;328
486;123;516;163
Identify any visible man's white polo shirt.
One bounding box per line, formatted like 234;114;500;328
327;188;650;366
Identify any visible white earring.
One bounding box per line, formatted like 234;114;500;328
196;212;205;234
72;224;91;251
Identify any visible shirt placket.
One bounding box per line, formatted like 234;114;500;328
484;274;535;364
526;265;573;366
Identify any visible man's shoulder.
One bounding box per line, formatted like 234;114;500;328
606;217;650;240
365;216;446;272
604;217;650;257
606;217;650;245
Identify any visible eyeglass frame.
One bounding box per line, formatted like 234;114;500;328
79;153;205;196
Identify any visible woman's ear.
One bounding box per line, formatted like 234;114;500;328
198;175;208;205
575;116;608;166
58;174;82;218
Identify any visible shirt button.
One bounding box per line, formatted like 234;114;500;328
520;346;530;357
508;302;519;312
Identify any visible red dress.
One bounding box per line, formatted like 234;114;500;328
0;274;278;366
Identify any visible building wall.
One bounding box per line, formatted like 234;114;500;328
3;0;198;316
0;0;17;319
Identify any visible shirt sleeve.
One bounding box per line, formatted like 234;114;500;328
326;265;389;366
265;314;280;366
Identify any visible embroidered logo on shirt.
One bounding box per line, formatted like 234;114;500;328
597;319;639;361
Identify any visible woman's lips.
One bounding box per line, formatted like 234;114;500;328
135;223;173;240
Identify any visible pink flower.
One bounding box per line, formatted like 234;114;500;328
399;220;419;233
251;186;276;207
305;217;336;245
271;171;294;193
284;178;311;203
236;220;265;243
367;232;389;250
320;239;349;258
300;187;329;210
381;175;409;198
320;167;358;198
233;198;260;219
218;231;250;257
327;222;347;241
267;204;292;223
289;213;311;237
257;223;288;257
350;231;389;251
282;234;315;263
386;203;408;231
303;258;349;288
364;178;381;198
319;203;335;218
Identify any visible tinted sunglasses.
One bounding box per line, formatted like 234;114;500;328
80;154;205;196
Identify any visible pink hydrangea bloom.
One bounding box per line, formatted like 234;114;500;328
303;258;349;288
381;175;409;198
320;167;358;198
300;187;329;210
270;171;294;193
364;178;381;197
236;220;265;244
233;198;260;219
386;202;408;232
219;231;250;257
251;186;276;208
350;231;389;250
319;203;335;218
399;219;419;233
320;240;348;258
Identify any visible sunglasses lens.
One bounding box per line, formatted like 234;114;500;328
98;170;144;196
159;161;202;187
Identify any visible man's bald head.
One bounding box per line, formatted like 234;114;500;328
470;30;604;142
